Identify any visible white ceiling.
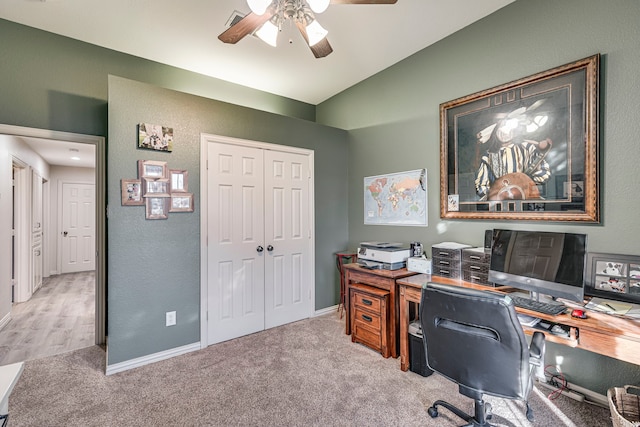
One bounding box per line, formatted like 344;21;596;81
20;137;96;168
1;0;514;106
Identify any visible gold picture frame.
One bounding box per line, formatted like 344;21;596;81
440;54;599;222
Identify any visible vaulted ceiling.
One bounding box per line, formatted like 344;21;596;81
1;0;513;105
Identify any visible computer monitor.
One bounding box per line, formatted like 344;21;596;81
488;229;588;303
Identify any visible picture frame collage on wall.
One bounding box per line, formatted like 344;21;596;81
121;160;193;219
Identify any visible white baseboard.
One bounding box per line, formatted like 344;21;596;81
538;379;608;408
0;312;10;331
106;342;200;376
314;304;338;317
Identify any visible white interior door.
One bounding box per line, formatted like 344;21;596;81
207;143;265;344
61;182;95;273
206;139;313;345
264;150;311;329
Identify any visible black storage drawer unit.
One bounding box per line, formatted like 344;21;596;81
461;247;492;285
431;242;471;279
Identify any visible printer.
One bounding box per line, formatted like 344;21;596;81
357;242;411;270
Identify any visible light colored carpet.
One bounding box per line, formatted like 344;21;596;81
8;313;611;426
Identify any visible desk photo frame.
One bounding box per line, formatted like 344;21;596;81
440;54;600;222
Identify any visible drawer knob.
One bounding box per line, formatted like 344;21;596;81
362;314;373;322
362;299;373;306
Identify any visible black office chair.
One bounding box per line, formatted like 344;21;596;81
419;283;546;426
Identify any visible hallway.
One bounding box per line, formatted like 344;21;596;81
0;272;95;365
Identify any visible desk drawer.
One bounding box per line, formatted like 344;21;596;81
462;270;489;284
352;319;382;351
353;291;382;313
462;248;491;264
431;247;463;260
432;257;461;279
353;306;382;331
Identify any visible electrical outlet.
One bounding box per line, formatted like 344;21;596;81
166;311;176;326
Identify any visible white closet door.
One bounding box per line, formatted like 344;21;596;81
207;143;265;344
263;150;311;329
206;140;313;344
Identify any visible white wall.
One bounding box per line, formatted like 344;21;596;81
0;136;49;327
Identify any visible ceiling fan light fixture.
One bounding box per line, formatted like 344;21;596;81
306;0;330;14
247;0;272;16
305;19;328;46
256;20;279;47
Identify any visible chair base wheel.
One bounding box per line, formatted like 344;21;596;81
428;406;439;418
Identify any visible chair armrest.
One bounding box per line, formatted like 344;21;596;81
529;331;545;366
529;331;546;381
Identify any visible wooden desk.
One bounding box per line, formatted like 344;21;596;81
397;274;640;371
344;264;417;358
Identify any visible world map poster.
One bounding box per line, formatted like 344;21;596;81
364;169;428;226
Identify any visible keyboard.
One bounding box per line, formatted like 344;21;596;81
510;296;567;316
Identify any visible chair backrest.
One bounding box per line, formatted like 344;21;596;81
419;283;531;401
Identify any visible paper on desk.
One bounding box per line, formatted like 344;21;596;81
586;298;633;315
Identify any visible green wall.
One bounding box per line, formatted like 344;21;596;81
0;18;315;136
316;0;640;394
107;76;348;365
0;18;348;366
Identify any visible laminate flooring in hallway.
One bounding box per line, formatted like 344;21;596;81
0;271;95;365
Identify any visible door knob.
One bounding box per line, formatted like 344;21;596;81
256;246;264;253
63;231;68;237
267;245;274;252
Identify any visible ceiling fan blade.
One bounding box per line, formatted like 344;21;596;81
218;12;273;44
296;22;333;58
330;0;397;4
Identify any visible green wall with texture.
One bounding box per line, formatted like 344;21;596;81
316;0;640;395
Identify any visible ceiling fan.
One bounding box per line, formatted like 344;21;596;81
218;0;398;58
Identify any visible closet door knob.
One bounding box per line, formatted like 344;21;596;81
256;246;264;253
267;245;274;252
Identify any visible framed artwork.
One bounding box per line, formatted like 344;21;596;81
169;193;194;213
121;179;143;206
440;54;599;222
585;253;640;305
363;169;427;226
169;169;188;193
138;123;173;152
142;178;170;198
138;160;168;179
145;197;170;220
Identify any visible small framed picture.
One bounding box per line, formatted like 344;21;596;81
169;193;194;213
138;123;173;152
170;169;188;193
138;160;168;179
121;179;144;206
145;197;169;220
586;252;640;304
142;177;170;198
